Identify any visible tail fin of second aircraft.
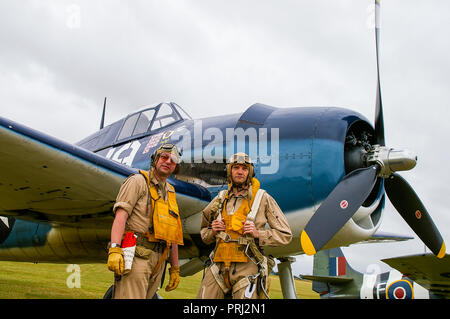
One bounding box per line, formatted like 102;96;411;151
300;248;363;298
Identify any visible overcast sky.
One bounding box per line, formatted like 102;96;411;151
1;0;449;281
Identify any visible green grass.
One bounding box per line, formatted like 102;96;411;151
0;261;319;299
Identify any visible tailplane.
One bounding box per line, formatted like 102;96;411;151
300;248;363;299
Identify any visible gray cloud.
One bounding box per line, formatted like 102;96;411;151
1;0;449;278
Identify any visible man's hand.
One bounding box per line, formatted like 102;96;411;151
165;266;180;291
211;219;226;233
107;247;124;276
243;221;259;238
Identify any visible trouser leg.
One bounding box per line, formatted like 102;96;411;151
114;257;150;299
230;262;260;299
114;251;164;299
197;262;261;299
232;285;259;299
145;250;165;298
196;266;225;299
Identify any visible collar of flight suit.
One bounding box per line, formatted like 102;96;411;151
228;184;249;199
150;169;168;201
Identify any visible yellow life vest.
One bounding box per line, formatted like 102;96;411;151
213;178;260;266
139;170;184;246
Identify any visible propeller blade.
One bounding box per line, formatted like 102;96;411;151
385;173;446;258
374;0;385;146
301;165;379;255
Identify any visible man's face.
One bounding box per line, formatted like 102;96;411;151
155;152;177;178
231;164;249;185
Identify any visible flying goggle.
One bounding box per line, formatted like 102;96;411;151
154;143;181;164
158;152;180;164
228;152;252;165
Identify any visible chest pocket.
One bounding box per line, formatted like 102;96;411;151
139;170;183;246
150;185;184;245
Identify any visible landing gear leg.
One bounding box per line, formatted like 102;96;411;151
277;257;297;299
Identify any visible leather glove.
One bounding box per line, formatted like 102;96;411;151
107;247;124;276
165;266;180;291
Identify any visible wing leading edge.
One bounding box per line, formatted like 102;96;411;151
382;253;450;298
0;116;210;228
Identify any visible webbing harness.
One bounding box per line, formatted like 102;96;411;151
209;186;273;298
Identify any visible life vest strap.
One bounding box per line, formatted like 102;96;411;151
149;243;171;280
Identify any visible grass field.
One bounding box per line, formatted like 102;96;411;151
0;261;319;299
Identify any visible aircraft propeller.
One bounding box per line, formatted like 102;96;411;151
300;0;446;258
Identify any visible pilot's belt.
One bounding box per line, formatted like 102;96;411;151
216;232;261;248
216;232;250;245
215;232;264;260
134;232;167;253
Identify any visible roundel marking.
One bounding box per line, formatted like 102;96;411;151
340;200;349;210
393;287;406;299
415;210;422;219
386;279;414;299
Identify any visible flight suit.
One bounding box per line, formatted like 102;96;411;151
112;172;175;299
197;181;292;299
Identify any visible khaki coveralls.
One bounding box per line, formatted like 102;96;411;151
112;172;171;299
197;186;292;299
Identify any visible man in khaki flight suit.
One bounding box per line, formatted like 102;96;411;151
107;143;184;299
197;153;292;299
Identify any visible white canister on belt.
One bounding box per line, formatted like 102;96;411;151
121;232;137;274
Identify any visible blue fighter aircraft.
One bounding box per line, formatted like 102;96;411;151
0;0;445;298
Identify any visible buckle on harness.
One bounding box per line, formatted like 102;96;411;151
223;233;232;243
238;237;249;245
244;274;259;298
217;232;235;243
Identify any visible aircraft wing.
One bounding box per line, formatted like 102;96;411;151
382;253;450;298
299;275;353;285
359;231;414;244
0;116;210;229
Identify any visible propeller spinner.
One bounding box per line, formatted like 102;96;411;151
300;0;446;258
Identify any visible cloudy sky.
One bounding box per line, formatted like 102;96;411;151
1;0;449;280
